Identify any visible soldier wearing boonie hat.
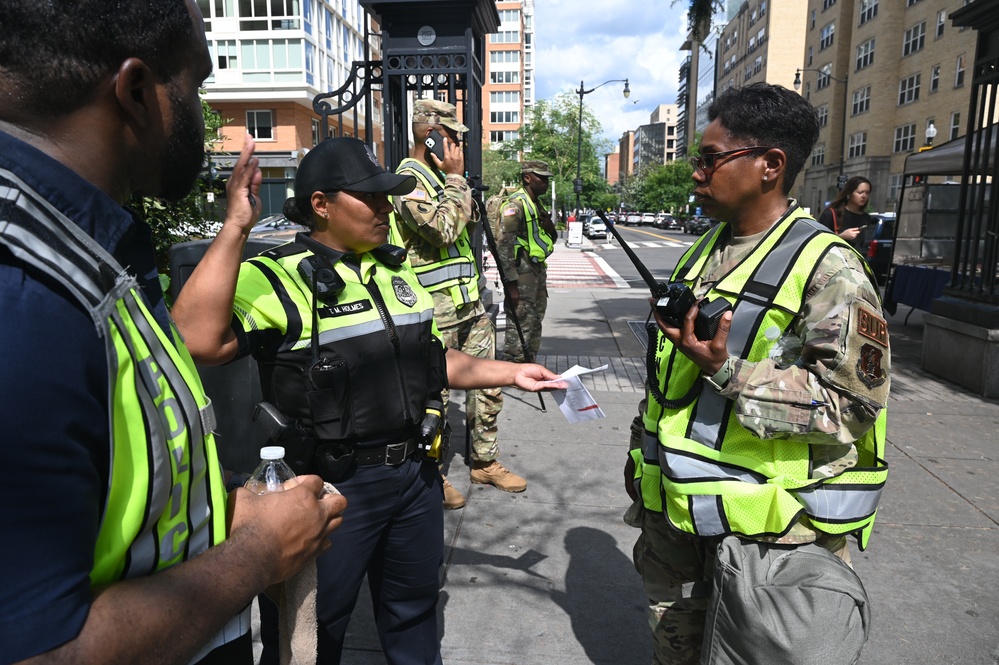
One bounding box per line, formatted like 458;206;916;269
390;99;527;502
495;158;557;369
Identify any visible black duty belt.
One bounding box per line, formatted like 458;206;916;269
354;437;419;466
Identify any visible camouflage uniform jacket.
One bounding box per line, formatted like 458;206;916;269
636;205;890;548
391;158;480;327
496;186;553;278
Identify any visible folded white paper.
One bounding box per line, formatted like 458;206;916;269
543;364;607;423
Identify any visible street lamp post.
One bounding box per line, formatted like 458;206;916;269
925;122;938;147
574;78;630;219
794;68;849;190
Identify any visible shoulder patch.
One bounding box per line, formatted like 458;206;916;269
503;206;518;216
857;343;887;389
856;307;888;347
404;189;428;202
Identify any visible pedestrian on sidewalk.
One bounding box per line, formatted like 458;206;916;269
171;136;564;665
0;2;346;663
390;99;524;505
818;175;874;250
624;82;890;664
496;160;558;364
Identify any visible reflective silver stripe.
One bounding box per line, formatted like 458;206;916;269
415;261;475;287
795;483;885;522
107;310;169;576
124;295;215;560
690;495;725;536
640;430;660;462
660;449;766;484
290;308;435;351
689;214;817;451
0;170;109;315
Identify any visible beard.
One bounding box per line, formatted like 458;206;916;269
159;89;207;203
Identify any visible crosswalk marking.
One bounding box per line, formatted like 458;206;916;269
592;240;693;249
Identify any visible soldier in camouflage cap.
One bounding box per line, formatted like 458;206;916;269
390;99;527;504
496;159;557;364
624;83;889;664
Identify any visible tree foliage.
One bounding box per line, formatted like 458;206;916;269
635;161;696;214
509;93;614;213
129;97;227;271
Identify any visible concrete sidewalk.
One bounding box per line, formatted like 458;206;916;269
328;241;999;664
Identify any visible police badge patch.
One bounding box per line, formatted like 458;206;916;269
857;343;887;389
392;276;418;307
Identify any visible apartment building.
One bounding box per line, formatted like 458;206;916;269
632;104;680;173
198;0;374;216
605;150;621;186
716;0;807;97
798;0;975;214
617;130;635;184
483;0;534;147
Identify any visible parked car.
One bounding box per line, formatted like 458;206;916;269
654;213;677;230
585;219;608;240
684;216;712;235
250;215;305;236
640;212;656;226
623;212;642;226
859;214;895;284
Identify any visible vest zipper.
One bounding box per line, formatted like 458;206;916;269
362;268;413;423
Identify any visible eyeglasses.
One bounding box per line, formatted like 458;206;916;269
688;146;770;175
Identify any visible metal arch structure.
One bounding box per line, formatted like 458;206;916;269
313;59;384;144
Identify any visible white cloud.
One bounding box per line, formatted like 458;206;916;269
534;0;691;144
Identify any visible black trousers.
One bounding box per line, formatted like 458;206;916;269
260;458;445;665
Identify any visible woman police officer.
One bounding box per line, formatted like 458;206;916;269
173;136;562;664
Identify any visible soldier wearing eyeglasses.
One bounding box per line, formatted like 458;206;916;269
624;83;890;664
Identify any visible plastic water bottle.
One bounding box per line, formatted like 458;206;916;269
244;446;298;495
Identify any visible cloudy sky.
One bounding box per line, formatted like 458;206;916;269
533;0;691;149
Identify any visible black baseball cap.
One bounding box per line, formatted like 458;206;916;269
294;137;416;199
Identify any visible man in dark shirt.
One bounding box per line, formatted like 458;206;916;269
0;1;345;663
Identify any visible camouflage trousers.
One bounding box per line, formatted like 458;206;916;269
504;260;547;363
438;302;503;462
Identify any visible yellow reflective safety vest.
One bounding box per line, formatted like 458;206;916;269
391;158;479;309
0;169;244;659
506;187;554;264
632;207;888;550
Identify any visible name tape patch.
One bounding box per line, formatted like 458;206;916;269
320;300;373;318
857;307;888;347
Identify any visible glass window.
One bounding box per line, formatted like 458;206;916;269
215;40;237;69
311;118;320;146
820;23;835;50
856;38;875;70
848;132;867;159
950;112;961;141
930;65;940;92
817;65;831;90
852;87;871;115
811;143;825;166
955;54;966;87
936;10;947;38
903;22;926;56
817;104;829;127
860;0;878;25
898;74;920;105
247;110;274;140
888;174;903;205
893;124;916;153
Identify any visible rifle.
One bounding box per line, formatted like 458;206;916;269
470;177;547;413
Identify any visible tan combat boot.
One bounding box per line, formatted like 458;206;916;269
442;476;466;510
470;460;527;493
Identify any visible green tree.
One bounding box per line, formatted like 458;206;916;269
129;97;227;272
511;93;613;213
636;161;696;214
480;144;521;195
